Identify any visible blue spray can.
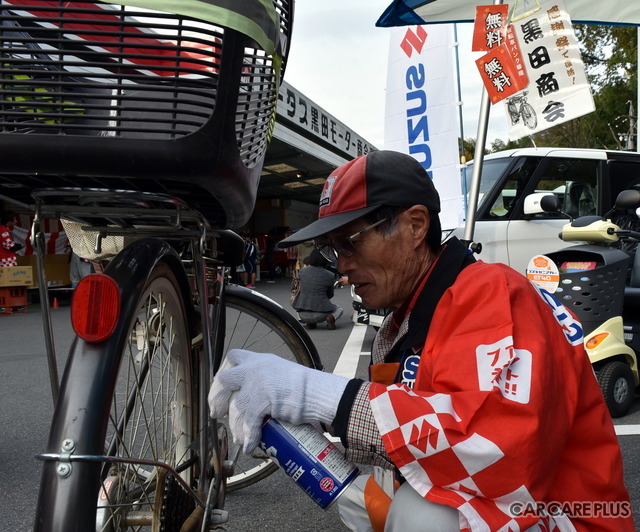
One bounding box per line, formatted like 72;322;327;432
260;418;360;509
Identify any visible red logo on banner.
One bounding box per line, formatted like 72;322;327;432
475;25;529;103
400;26;428;58
472;4;509;52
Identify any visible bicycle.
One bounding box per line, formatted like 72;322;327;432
0;1;325;530
506;91;537;130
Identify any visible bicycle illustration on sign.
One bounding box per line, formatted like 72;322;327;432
506;91;538;130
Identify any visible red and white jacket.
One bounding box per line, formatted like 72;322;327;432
364;240;633;531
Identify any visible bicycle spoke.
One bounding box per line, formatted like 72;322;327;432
221;289;317;491
96;274;196;531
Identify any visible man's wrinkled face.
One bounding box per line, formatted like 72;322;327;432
328;207;431;312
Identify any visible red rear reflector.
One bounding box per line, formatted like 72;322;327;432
71;273;121;343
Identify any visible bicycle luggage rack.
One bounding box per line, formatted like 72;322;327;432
0;0;291;405
27;187;247;404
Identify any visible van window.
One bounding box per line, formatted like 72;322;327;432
475;157;541;220
608;160;640;206
535;158;599;218
464;158;512;208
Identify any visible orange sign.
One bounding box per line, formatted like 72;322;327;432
475;44;528;103
472;4;509;52
526;255;560;293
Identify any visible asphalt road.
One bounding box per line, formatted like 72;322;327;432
1;278;638;531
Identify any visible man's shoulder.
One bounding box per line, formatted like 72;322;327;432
459;259;534;290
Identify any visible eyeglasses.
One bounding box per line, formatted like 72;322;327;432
315;216;390;263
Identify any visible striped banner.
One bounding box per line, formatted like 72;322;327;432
12;215;66;255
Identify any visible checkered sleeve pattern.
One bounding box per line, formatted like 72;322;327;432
371;312;410;364
343;382;395;469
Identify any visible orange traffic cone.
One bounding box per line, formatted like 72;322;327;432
52;297;59;309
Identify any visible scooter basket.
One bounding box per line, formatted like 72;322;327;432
546;245;631;334
0;0;292;228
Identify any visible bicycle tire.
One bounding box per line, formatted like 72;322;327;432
522;102;538;130
35;240;203;531
221;285;321;491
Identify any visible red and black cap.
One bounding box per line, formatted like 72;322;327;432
279;150;440;247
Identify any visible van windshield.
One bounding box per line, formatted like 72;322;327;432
463;158;513;207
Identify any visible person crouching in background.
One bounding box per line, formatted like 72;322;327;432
292;249;343;330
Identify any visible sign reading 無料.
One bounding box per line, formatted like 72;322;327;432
473;5;529;104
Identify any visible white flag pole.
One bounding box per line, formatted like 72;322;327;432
463;0;504;248
453;23;468;215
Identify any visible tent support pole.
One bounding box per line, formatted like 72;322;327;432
462;0;504;250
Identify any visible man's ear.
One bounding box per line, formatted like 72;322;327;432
404;205;430;247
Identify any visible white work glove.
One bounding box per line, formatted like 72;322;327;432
208;348;349;454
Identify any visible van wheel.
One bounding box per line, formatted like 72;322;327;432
598;361;635;418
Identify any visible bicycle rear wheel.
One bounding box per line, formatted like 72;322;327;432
221;285;321;491
35;241;203;532
96;262;197;530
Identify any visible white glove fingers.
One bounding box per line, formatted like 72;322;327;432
207;381;232;419
227;394;247;449
228;390;266;455
208;365;246;418
243;421;263;455
225;347;258;366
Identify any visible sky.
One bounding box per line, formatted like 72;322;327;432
284;1;510;151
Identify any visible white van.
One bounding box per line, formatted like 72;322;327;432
448;147;640;274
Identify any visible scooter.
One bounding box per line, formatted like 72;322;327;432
528;189;640;417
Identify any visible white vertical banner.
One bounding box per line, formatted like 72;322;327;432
384;24;464;231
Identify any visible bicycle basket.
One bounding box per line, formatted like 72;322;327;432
61;218;135;260
0;0;292;228
548;246;631;334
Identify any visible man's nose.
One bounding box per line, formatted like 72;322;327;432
336;254;355;273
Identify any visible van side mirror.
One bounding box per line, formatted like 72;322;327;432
523;192;561;215
614;189;640;211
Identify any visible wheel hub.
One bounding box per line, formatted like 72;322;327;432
613;377;629;403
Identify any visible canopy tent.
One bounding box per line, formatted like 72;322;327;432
377;0;640;28
376;0;640;246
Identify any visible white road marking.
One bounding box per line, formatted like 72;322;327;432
332;323;368;378
615;424;640;436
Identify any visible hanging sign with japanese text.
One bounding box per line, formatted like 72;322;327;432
472;4;509;52
505;0;595;139
473;6;529;104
